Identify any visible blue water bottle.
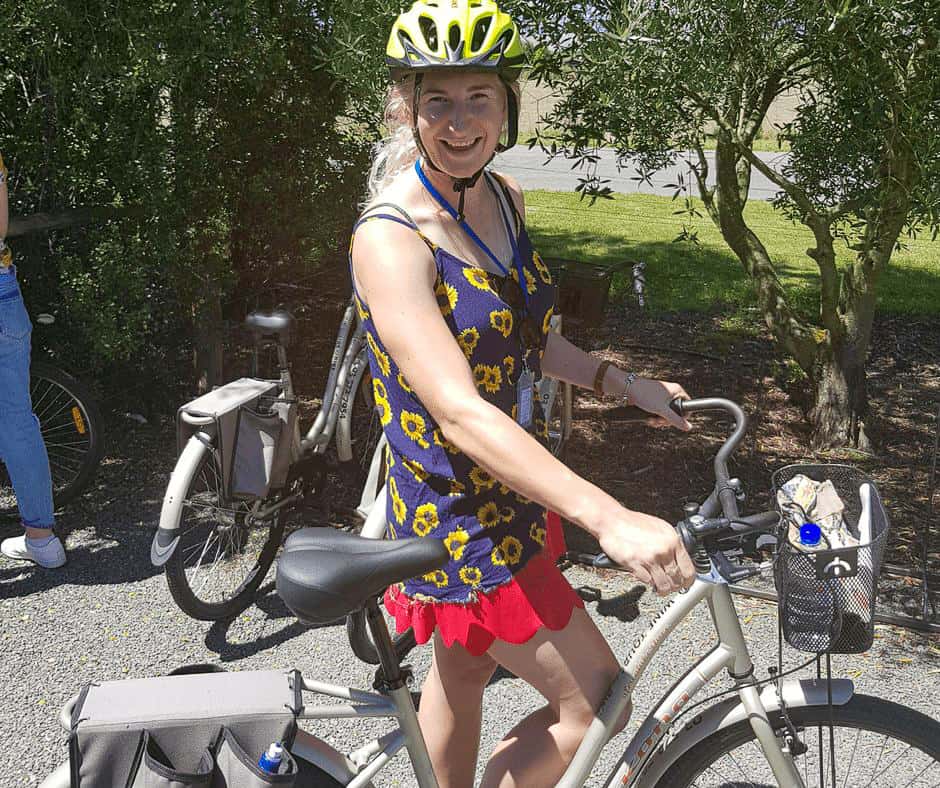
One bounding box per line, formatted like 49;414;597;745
799;522;822;549
258;742;284;774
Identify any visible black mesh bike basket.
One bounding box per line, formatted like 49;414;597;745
771;464;889;654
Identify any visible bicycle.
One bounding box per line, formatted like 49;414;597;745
46;396;939;787
0;312;104;520
151;297;572;621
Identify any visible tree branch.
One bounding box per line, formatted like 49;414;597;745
690;141;719;224
7;205;139;237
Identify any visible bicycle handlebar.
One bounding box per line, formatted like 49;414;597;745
584;397;777;582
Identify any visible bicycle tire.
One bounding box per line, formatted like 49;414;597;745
334;364;385;522
350;366;384;485
654;693;940;787
544;378;572;459
295;758;345;787
0;360;103;518
164;442;284;621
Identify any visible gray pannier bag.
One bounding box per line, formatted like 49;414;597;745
129;731;213;788
230;395;298;500
176;378;281;502
68;669;301;787
211;727;298;786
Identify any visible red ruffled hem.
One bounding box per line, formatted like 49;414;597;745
383;511;583;656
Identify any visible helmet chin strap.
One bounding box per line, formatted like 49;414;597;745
412;73;493;222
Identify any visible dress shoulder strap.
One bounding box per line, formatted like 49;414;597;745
353;202;436;253
486;172;523;235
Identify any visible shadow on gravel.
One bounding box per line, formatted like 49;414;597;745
0;422;177;597
202;582;344;661
0;536;162;597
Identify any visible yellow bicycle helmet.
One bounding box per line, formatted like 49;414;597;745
385;1;526;216
386;0;525;77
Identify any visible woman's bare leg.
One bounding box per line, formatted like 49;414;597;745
479;607;630;788
418;630;498;788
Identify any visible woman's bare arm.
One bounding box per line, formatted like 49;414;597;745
352;218;695;593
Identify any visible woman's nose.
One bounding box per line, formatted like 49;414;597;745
447;101;467;131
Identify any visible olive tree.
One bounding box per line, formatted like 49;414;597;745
511;0;940;449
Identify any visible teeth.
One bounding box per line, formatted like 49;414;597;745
445;139;478;149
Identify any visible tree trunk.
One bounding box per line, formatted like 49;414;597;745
193;293;224;394
811;336;870;450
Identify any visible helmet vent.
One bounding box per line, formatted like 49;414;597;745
471;15;492;51
448;23;462;52
418;16;438;51
495;28;513;54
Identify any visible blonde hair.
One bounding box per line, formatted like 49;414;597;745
365;80;419;204
364;74;520;205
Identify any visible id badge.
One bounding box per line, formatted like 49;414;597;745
516;367;534;429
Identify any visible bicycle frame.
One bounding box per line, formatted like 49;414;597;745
280;561;853;788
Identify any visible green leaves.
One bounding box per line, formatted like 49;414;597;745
2;0;371;390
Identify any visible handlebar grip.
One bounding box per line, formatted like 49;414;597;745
609;398;688;422
676;522;697;555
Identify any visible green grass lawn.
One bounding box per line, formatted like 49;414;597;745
524;191;940;320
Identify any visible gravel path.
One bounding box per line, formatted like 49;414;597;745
1;419;937;786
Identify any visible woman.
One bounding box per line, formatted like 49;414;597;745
0;151;65;569
350;3;695;785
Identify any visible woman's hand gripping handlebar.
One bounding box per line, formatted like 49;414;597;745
583;397;696;596
576;398;780;586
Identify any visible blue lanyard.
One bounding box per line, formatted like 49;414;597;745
414;160;529;311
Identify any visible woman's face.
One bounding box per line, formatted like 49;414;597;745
415;71;506;178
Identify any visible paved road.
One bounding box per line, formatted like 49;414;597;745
495;146;790;201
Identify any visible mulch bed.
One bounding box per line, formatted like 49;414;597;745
201;262;940;628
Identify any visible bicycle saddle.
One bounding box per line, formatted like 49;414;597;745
245;309;294;347
276;529;448;625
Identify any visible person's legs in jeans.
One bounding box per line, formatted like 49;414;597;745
0;275;58;546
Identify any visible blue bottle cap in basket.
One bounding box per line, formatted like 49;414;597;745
799;522;822;547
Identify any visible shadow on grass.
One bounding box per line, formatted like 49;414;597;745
530;227;940;320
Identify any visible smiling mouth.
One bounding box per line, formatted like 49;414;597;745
441;137;482;152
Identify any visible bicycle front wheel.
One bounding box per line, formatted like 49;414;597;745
164;442;284;620
656;694;940;787
0;360;103;518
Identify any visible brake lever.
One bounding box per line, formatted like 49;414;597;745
708;547;762;583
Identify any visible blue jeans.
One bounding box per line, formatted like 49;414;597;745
0;267;55;529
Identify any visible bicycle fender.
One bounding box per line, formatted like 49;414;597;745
628;678;854;788
291;729;370;786
37;760;70;788
151;433;211;567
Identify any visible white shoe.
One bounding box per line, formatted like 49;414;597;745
1;534;67;568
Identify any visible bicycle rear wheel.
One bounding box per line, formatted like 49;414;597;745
0;360;103;518
164;443;284;620
656;694;940;787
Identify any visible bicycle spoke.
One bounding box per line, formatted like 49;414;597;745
168;447;279;610
33;390;73;424
897;762;936;788
725;749;751;783
683;717;937;788
840;726;860;788
43;441;89;455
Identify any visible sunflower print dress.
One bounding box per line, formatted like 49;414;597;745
350;173;584;653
